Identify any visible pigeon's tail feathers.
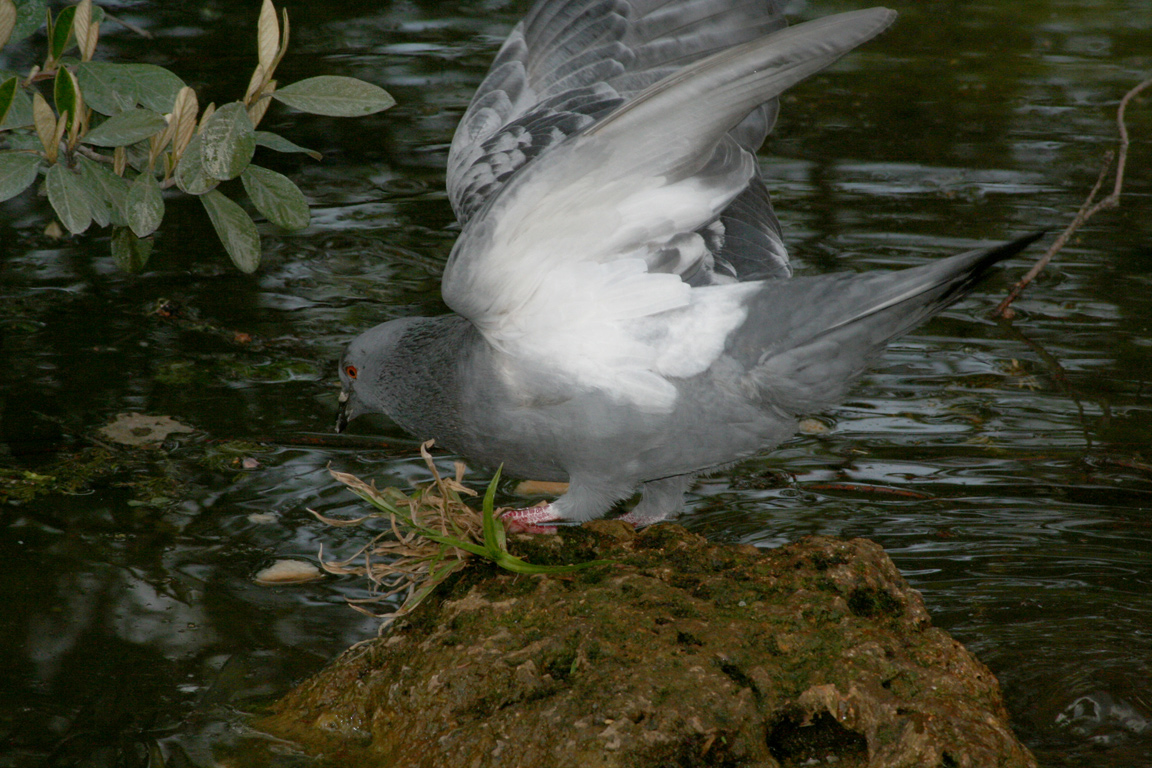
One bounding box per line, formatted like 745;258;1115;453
739;232;1044;413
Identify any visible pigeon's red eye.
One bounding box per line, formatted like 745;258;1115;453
345;365;358;379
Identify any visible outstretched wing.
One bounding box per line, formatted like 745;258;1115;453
448;0;789;221
447;0;792;282
443;8;897;410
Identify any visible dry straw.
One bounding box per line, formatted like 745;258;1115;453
313;441;606;633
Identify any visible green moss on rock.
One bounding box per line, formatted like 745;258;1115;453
256;527;1037;768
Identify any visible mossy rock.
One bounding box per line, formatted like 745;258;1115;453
257;525;1036;768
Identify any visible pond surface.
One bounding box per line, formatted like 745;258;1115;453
1;0;1150;765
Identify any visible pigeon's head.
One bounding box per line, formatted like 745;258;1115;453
335;318;415;433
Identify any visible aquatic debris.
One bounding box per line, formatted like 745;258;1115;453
98;412;195;447
798;417;831;434
514;479;569;496
254;559;324;585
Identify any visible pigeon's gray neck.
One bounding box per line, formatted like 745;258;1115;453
374;315;480;443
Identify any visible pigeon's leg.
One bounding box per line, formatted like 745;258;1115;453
619;475;694;528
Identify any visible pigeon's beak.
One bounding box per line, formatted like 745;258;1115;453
335;388;354;433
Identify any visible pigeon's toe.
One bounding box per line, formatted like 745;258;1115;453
618;508;669;529
500;504;561;535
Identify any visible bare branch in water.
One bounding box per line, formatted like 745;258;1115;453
994;75;1152;319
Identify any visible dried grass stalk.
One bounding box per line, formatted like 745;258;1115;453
311;441;607;634
311;441;481;632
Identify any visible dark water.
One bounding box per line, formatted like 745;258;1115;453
1;1;1150;765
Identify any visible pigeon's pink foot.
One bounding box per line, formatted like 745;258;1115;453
618;509;669;529
499;504;561;534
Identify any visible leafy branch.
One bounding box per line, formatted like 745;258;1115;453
313;441;608;632
0;0;394;272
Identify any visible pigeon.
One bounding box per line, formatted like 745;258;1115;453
336;0;1041;532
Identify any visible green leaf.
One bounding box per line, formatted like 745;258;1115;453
254;130;321;160
0;150;40;201
75;155;129;226
72;156;111;227
45;163;92;234
482;467;505;559
201;189;260;273
9;0;45;47
83;108;167;147
0;77;32;128
0;75;16;127
240;164;308;230
53;66;78;131
172;132;218;195
49;4;74;59
198;102;255;181
110;226;152;273
1;131;40;150
123;141;150;174
77;71;134;117
272;76;395;117
125;171;163;237
75;62;185;116
74;62;134;116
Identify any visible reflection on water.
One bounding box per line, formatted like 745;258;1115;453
1;0;1150;765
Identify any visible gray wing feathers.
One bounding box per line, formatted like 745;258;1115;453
524;0;788;98
448;0;790;223
585;8;897;175
733;232;1044;413
708;175;790;283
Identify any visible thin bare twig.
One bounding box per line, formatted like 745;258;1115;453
103;12;154;40
994;75;1152;318
74;145;114;165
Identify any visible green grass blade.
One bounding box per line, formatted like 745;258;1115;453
481;466;505;558
493;552;612;575
421;532;489;558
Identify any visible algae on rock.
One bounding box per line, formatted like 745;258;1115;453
260;523;1036;768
